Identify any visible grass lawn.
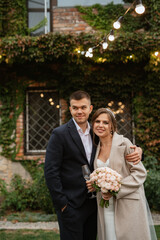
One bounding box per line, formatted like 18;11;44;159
0;230;60;240
0;227;159;240
156;225;160;240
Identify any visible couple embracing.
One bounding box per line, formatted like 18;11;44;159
44;90;156;240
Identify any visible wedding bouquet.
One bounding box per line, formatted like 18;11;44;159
90;167;122;208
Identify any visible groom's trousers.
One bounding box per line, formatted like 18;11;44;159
56;197;97;240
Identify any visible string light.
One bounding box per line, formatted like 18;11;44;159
85;51;90;57
77;0;145;58
113;16;123;30
135;0;145;14
108;30;115;42
154;51;159;56
102;41;108;50
88;48;93;53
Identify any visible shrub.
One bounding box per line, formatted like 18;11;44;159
143;156;160;211
0;164;54;213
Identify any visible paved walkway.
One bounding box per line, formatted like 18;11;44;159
0;213;160;230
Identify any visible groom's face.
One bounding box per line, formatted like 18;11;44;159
69;98;93;126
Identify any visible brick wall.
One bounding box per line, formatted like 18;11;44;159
53;7;95;34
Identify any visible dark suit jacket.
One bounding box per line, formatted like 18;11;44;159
44;119;96;210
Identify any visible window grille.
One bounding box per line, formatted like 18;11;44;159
25;89;60;154
106;100;133;142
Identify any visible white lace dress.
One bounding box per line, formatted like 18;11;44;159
97;159;117;240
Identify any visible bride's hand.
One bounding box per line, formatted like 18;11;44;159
86;180;95;192
101;192;112;200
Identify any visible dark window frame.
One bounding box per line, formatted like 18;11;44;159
24;88;60;155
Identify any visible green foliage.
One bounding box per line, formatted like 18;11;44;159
0;0;28;37
0;0;47;37
133;81;160;158
28;17;47;35
0;163;54;213
77;3;144;33
0;77;27;159
144;156;160;211
0;33;159;64
0;1;159;161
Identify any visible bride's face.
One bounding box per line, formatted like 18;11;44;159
93;113;112;138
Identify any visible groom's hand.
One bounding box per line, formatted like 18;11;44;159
86;180;95;192
125;146;142;165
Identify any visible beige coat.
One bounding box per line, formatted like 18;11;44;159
94;132;151;240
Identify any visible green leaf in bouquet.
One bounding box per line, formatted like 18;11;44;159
92;182;101;192
100;198;109;208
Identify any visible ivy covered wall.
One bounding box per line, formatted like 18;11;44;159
0;0;160;161
0;0;28;37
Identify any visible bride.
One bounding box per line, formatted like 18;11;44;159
87;108;157;240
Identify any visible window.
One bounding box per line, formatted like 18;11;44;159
57;0;123;7
28;0;52;36
106;100;134;143
25;89;60;154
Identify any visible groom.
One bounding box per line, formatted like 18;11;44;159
44;90;142;240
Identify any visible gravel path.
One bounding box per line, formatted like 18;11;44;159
0;213;159;230
0;221;59;230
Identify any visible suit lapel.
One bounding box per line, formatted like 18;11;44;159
90;144;97;167
89;129;96;167
68;119;87;161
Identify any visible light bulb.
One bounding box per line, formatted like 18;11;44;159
89;53;93;58
102;42;108;50
88;48;93;53
135;4;145;14
113;21;121;29
108;35;115;41
154;51;159;56
108;30;115;42
85;51;90;57
113;16;123;30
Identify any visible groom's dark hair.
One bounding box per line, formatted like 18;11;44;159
69;90;91;104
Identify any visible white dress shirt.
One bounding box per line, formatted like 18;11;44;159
73;118;92;163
